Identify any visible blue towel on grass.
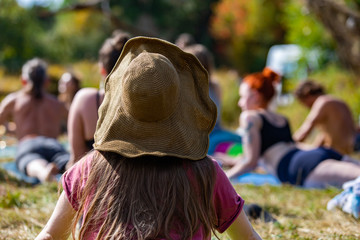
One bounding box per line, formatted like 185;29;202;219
0;162;61;185
231;172;281;186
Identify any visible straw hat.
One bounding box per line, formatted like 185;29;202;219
93;37;217;160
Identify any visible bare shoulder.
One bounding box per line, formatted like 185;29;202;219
70;88;101;115
240;110;262;129
1;92;22;123
76;88;99;99
0;92;20;116
72;88;99;105
1;91;20;106
310;95;331;113
316;95;340;106
315;95;348;112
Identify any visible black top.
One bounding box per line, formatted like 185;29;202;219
259;113;293;155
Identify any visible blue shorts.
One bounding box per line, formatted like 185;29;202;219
277;147;343;186
15;136;69;175
354;133;360;152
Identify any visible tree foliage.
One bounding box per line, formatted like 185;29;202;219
281;0;337;71
40;9;112;63
210;0;287;73
0;0;45;71
0;0;220;72
2;0;360;76
306;0;360;74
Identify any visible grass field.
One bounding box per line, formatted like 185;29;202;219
1;157;359;239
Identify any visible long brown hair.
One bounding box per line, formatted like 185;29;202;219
71;150;218;240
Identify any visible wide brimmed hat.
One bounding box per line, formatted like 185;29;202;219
93;37;217;160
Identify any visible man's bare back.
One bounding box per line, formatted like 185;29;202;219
0;58;70;182
313;95;355;154
294;94;356;154
0;90;67;141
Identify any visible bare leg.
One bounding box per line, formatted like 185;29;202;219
26;159;59;183
303;159;360;189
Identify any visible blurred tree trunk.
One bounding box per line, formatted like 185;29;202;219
306;0;360;74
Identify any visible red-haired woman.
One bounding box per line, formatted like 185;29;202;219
226;68;360;188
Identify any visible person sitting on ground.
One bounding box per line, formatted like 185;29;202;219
226;68;360;188
66;31;130;169
293;80;357;155
35;36;262;240
183;44;242;164
0;58;69;182
57;72;81;111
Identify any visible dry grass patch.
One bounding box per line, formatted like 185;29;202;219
1;163;359;240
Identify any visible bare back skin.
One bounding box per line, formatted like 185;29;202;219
66;88;104;168
294;95;356;154
0;90;67;142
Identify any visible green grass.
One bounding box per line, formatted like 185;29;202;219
0;166;59;239
1;163;359;239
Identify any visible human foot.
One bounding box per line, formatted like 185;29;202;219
38;163;59;183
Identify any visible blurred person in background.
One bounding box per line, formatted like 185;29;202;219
226;68;360;189
0;58;69;182
66;31;130;169
58;72;81;111
293;80;357;155
175;32;196;49
183;43;242;164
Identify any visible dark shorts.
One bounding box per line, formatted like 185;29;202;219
277;147;343;186
15;136;69;175
354;133;360;152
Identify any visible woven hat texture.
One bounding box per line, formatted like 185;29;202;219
93;37;217;160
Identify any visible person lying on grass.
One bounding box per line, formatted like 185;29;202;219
35;37;262;240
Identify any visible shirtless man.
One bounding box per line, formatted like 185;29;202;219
293;80;356;155
0;58;69;182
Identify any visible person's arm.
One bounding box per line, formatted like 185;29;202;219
0;93;16;126
226;112;261;179
225;210;262;240
35;191;76;240
293;99;325;142
66;91;89;169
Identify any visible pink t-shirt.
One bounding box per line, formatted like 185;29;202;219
62;153;244;239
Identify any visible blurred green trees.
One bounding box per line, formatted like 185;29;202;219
0;0;219;72
0;0;113;72
0;0;45;71
211;0;287;73
1;0;359;76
